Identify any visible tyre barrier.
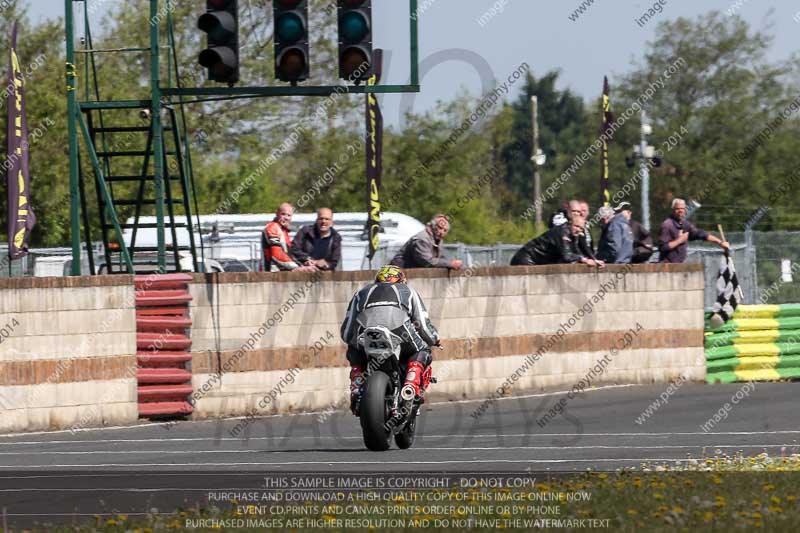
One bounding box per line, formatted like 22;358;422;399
705;304;800;384
135;273;194;417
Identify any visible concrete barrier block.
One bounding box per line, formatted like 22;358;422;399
0;332;137;362
100;402;138;426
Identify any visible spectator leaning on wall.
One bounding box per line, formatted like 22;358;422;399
261;202;316;272
657;198;729;263
511;215;605;268
291;207;342;271
630;217;654;263
391;214;463;270
597;201;634;264
578;200;594;252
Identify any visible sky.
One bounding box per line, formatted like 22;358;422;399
27;0;800;128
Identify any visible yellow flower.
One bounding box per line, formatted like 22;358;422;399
683;479;694;487
751;512;763;519
654;493;664;500
712;476;722;485
752;500;762;507
117;514;128;521
673;506;684;514
762;484;776;492
105;519;118;526
627;509;638;516
322;514;337;521
771;496;781;504
703;511;714;522
768;505;783;513
658;505;668;512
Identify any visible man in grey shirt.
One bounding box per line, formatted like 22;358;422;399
391;215;463;270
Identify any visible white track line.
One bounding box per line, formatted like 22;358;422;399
2;430;800;446
0;384;643;439
0;458;701;468
0;444;796;456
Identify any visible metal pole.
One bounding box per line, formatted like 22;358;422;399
409;0;419;86
65;0;81;275
531;96;542;226
640;110;651;232
150;0;166;273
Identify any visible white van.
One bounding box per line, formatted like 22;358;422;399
122;212;425;272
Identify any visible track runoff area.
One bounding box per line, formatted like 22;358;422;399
1;382;799;529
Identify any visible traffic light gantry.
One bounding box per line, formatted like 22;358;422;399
338;0;372;82
198;0;240;85
273;0;310;83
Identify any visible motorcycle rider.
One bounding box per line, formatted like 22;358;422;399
340;265;439;415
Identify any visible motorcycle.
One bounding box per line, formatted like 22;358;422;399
355;326;436;451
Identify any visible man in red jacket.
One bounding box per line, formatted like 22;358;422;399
262;203;315;272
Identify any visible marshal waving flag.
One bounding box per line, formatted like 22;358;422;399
599;76;614;208
365;50;383;263
6;22;36;259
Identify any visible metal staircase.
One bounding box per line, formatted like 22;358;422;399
83;106;198;274
66;0;201;275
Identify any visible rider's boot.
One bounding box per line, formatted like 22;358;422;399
349;366;366;415
401;361;425;403
419;365;433;404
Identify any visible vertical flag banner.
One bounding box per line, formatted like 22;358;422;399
6;22;36;259
365;50;383;261
599;76;614;207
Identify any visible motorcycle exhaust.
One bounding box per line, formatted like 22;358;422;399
400;384;416;401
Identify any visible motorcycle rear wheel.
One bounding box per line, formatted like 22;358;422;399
394;405;418;449
360;370;393;451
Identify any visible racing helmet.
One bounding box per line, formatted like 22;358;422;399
375;265;406;284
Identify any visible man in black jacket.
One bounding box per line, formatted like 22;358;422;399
630;218;654;263
291;207;343;271
511;216;605;267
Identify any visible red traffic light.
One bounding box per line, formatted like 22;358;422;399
276;47;308;81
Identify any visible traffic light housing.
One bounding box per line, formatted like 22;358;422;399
274;0;309;83
198;0;239;84
337;0;372;82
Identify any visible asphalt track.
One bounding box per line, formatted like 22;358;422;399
1;382;799;526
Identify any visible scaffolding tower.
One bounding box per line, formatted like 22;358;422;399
64;0;420;275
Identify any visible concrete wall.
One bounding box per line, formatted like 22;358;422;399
188;264;705;419
0;264;705;433
0;276;138;433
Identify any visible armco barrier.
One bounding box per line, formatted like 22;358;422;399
0;264;706;432
705;304;800;383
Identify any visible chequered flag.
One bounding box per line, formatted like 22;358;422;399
712;252;744;323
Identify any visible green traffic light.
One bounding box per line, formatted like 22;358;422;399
340;11;369;43
276;12;305;42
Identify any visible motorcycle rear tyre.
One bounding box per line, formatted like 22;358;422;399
360;370;392;451
394;405;417;449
